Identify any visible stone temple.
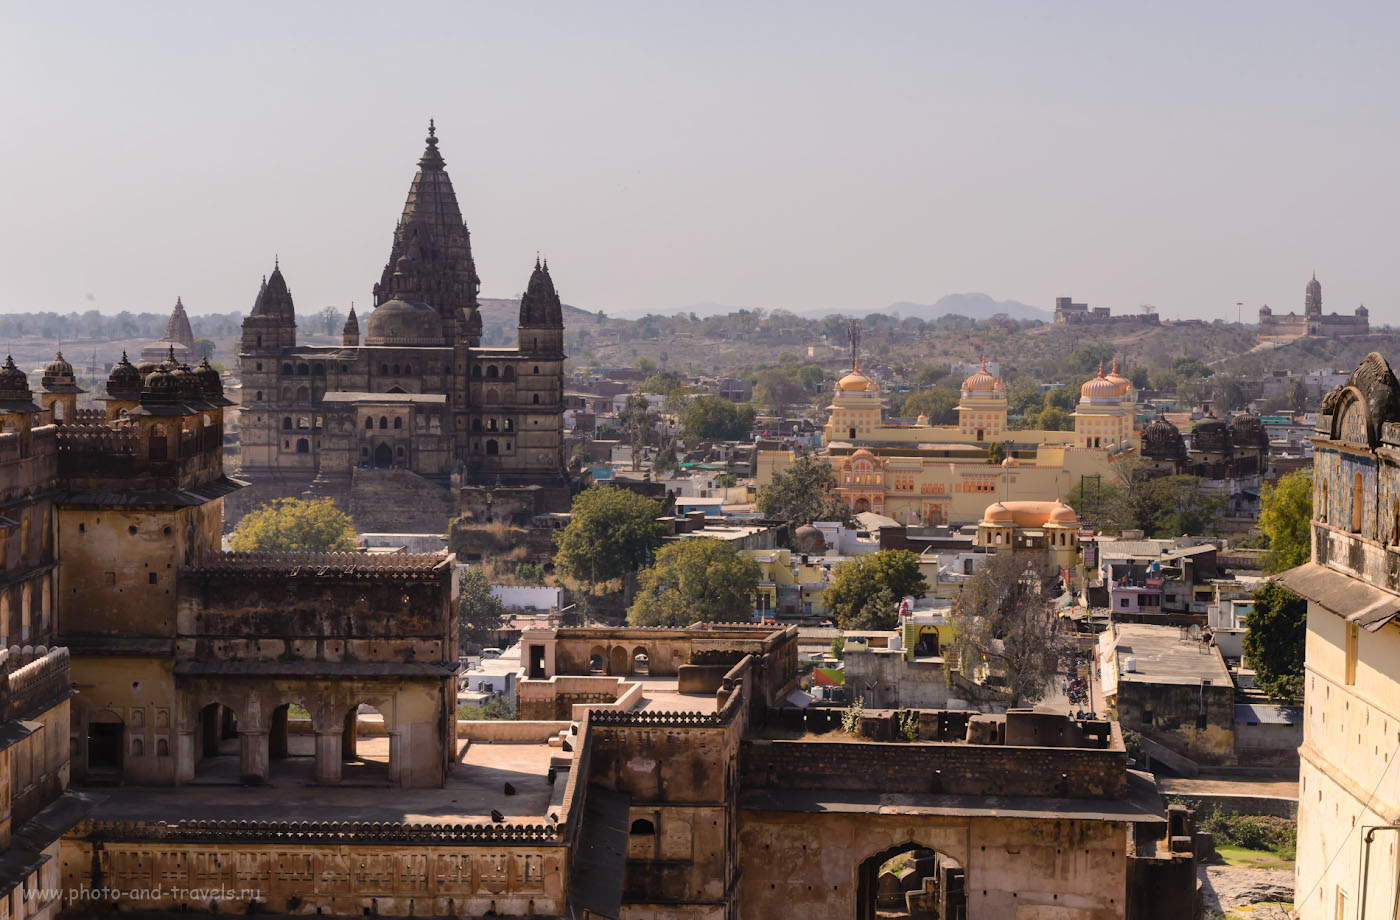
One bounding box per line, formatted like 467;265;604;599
232;122;570;531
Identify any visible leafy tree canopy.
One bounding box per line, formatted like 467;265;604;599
948;553;1063;707
459;568;508;649
553;487;666;592
1066;473;1225;538
1259;470;1312;575
628;538;761;626
898;387;960;424
681;396;756;441
822;550;929;630
752;368;809;414
229;497;357;553
756;454;853;527
193;337;215;361
1242;583;1306;701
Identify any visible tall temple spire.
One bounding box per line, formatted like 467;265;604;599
371;122;480;344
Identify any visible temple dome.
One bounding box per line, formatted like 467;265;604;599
106;353;143;399
961;358;1002;393
1080;367;1118;400
365;298;444;346
142;367;179;402
1141;414;1187;460
1229;411;1269;450
1103;359;1131;396
44;352;73;378
837;369;875;392
793;523;826;554
983;501;1015;524
1047;502;1079;525
196;359;225;402
0;357;29;398
1191;412;1230;453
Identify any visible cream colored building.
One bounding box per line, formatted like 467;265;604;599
761;361;1139;525
1276;352;1400;920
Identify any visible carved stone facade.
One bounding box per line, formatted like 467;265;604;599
1274;351;1400;917
235;124;569;531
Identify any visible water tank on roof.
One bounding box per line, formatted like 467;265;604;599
1125;657;1138;673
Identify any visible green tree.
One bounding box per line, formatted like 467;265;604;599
756;454;853;527
681;395;755;440
1242;583;1306;701
1132;475;1226;537
948;552;1062;706
898;387;960;424
1287;378;1309;410
553;487;666;594
1065;477;1133;534
753;369;808;414
634;356;658;375
618;393;657;470
986;442;1007;464
640;373;688;400
458;568;507;649
822;550;929;630
193;337;216;361
1026;406;1073;431
229;498;357;552
1171;355;1214;379
1259;470;1313;575
628;538;761;626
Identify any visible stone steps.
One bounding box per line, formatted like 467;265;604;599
349;468;456;534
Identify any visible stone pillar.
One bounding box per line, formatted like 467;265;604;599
314;731;342;784
174;729;196;784
387;731;402;786
239;731;269;784
270;707;289;760
342;709;357;762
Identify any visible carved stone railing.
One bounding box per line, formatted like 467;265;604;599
0;646;70;720
72;817;564;845
186;551;451;578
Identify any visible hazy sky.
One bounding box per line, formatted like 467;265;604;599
3;2;1398;322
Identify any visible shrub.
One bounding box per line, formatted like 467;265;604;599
840;698;864;735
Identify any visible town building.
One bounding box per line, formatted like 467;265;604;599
1257;273;1369;338
233;122;569;533
0;350;1201;916
1274;351;1400;918
760;360;1138;525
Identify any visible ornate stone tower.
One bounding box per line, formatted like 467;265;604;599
372;121;481;347
238;265;297;470
1305;273;1323;317
517;258;565;358
39;352;84;423
342;305;360;346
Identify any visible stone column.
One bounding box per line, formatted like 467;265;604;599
313;731;342;784
239;730;269;784
387;731;402;786
342;709;357;762
174;729;196;784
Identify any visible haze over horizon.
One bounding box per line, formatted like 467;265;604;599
3;2;1397;324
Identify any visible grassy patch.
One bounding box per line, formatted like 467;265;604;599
1213;846;1293;870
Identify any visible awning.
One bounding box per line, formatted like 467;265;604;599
1272;562;1400;632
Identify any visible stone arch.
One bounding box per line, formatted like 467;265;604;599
365;416;374;429
486;388;500;403
631;647;650;675
472;366;482;378
486;365;499;379
374;443;393;468
379;416;389;429
296;438;310;454
503;366;515;381
610;646;630;675
854;498;871;514
341;700;395;783
533;393;540;404
296;386;310;402
588;647;606;673
486;439;499;456
856;840;964;920
297;363;309;376
394;417;403;429
1352;471;1365;534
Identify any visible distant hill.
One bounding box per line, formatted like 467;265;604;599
883;293;1051;323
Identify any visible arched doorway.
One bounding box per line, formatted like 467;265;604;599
853;498;871;514
856;843;964;920
194;702;240;781
373;443;393;468
269;701;315;780
342;703;392;784
609;646;630;675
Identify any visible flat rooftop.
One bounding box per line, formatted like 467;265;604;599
83;734;568;825
1105;623;1233;687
